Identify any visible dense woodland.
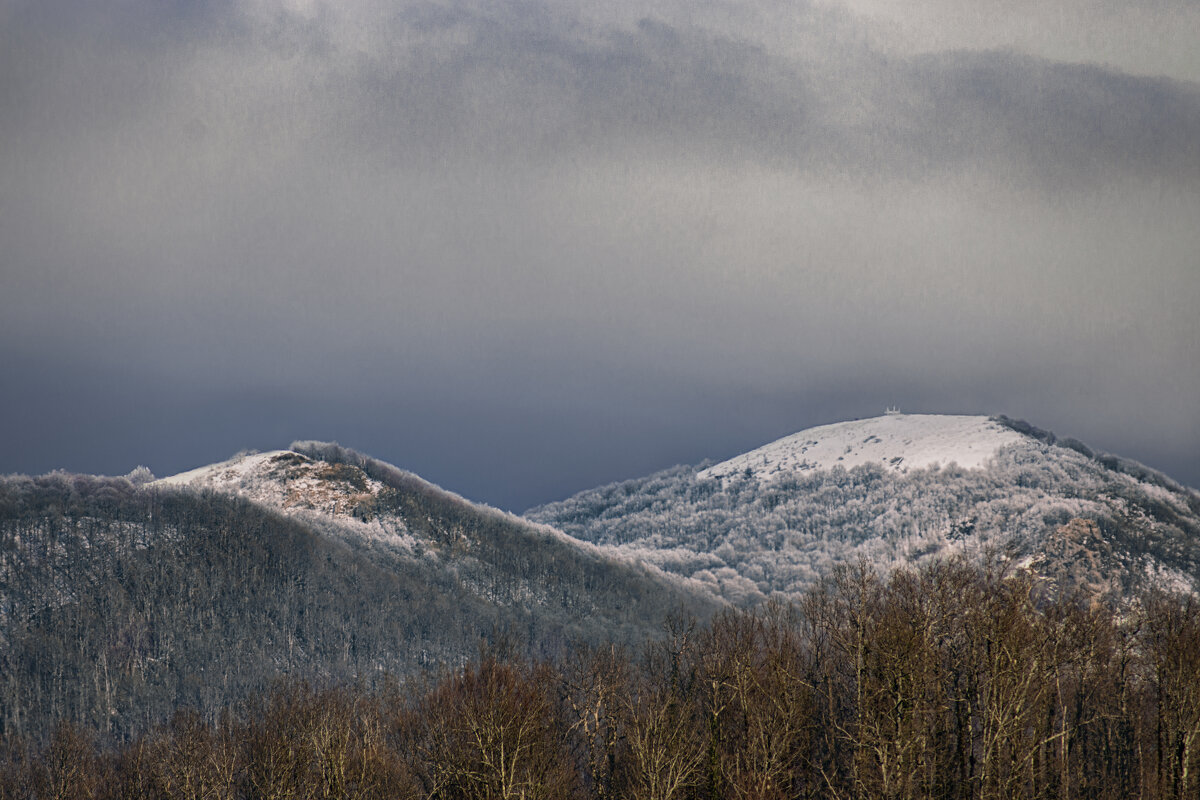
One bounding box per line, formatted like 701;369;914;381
0;467;715;743
528;433;1200;602
3;559;1199;800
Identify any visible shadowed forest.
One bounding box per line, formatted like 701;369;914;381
3;560;1198;800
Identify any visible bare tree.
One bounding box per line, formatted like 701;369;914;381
415;657;579;800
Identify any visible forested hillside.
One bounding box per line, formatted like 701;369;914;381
0;450;719;743
4;417;1197;775
3;559;1198;800
528;416;1200;604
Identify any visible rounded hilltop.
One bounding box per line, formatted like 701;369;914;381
698;413;1031;483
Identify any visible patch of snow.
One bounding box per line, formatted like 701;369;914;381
698;414;1031;483
155;451;291;488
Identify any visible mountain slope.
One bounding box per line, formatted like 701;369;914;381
0;444;721;741
527;414;1200;604
156;441;723;624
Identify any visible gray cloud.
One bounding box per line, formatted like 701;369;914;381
6;0;1197;183
833;0;1200;84
2;0;1197;506
325;7;1200;183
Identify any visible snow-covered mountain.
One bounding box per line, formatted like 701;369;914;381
157;448;391;508
0;443;721;740
152;443;716;596
5;415;1197;741
697;413;1028;480
528;413;1200;605
150;440;723;625
155;447;426;554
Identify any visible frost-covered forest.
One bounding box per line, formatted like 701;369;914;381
3;559;1199;800
4;426;1200;795
0;463;717;743
529;437;1200;603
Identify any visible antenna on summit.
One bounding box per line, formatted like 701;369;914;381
885;405;901;415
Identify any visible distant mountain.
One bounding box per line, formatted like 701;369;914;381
6;416;1197;743
527;413;1200;604
0;443;720;741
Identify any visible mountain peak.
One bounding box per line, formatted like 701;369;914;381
698;413;1030;482
155;448;387;520
5;443;727;741
533;411;1200;605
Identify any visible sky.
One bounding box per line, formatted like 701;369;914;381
1;0;1198;510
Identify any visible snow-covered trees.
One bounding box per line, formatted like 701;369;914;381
0;467;719;744
529;444;1200;604
6;559;1199;800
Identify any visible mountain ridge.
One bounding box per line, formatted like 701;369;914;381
3;414;1197;743
527;413;1200;604
0;442;722;741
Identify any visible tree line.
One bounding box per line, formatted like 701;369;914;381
3;558;1198;800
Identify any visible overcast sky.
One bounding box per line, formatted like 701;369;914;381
2;0;1198;509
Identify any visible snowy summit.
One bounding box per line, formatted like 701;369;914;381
698;413;1029;482
155;449;389;519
